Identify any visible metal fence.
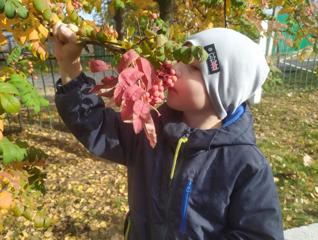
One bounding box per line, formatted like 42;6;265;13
1;43;318;133
267;50;318;92
2;47;116;134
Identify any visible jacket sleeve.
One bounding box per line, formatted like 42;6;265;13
222;162;284;240
54;72;137;165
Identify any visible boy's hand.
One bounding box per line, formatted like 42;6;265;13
52;22;84;85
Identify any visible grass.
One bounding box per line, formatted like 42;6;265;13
251;90;318;228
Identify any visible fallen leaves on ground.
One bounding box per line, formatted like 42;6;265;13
1;118;127;239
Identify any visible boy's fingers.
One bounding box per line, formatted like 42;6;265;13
66;23;79;33
52;21;77;44
52;21;63;36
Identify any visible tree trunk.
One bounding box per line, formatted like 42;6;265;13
157;0;175;22
114;8;125;40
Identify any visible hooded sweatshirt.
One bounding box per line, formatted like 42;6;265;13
187;28;269;119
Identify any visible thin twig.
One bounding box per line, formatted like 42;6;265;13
224;0;228;28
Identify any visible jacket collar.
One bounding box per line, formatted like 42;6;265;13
158;104;256;151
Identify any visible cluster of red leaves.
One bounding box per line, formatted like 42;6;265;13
89;50;177;148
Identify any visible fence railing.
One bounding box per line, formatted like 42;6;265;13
267;51;318;92
2;52;115;134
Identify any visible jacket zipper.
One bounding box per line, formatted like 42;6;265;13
166;129;192;235
179;178;193;234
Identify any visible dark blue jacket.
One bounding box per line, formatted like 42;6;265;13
55;73;284;240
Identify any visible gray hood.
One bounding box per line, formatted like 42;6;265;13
187;28;269;120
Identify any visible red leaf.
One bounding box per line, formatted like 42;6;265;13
120;101;134;121
114;68;144;106
118;67;144;86
132;100;151;134
123;85;146;102
118;49;140;72
114;87;124;106
99;88;115;98
89;84;105;94
143;115;157;148
101;76;118;88
89;60;111;73
133;116;143;134
136;57;155;90
131;100;157;148
133;99;151;119
120;86;145;122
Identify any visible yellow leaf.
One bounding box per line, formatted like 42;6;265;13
1;17;7;26
50;13;60;25
207;22;214;28
0;67;15;77
12;30;29;45
31;42;48;61
0;34;7;46
28;29;40;41
132;0;156;9
37;24;49;39
19;35;27;45
0;191;13;209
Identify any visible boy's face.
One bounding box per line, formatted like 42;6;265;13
167;61;212;113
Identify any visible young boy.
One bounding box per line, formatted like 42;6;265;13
53;26;284;239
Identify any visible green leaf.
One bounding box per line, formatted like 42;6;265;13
154;46;165;62
156;34;168;47
0;94;21;114
126;26;135;38
32;0;50;13
114;0;125;9
139;15;149;30
43;8;52;22
6;46;22;65
4;1;15;19
173;46;185;61
173;46;193;64
16;5;28;19
0;82;19;95
182;47;194;64
0;137;26;164
9;73;48;113
164;41;175;59
192;46;209;62
0;0;5;13
145;29;156;38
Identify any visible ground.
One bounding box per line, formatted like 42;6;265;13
1;90;318;239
